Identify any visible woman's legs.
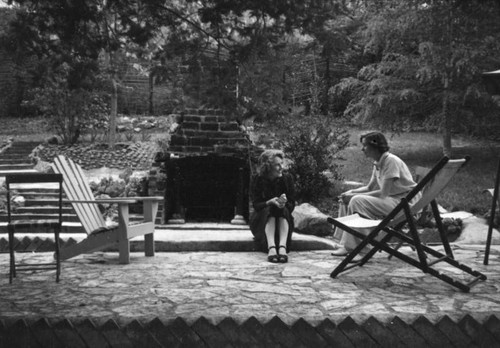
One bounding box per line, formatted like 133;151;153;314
277;217;289;258
265;217;277;257
334;195;399;254
264;216;291;262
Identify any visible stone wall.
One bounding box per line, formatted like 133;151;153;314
34;142;159;171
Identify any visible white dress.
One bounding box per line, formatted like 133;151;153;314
339;152;419;251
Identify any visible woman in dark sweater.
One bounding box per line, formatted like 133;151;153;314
250;150;295;263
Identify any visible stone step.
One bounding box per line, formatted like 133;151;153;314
159;222;250;231
0;163;35;171
0;152;29;162
5;141;40;147
0;212;148;234
0;227;337;252
0;162;32;168
15;206;75;214
0;213;81;223
0;221;83;233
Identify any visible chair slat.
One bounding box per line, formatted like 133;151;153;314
52;156;105;234
66;156;106;229
52;156;98;234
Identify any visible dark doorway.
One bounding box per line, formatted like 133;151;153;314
166;156;249;223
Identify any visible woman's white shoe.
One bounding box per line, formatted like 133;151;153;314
331;246;349;256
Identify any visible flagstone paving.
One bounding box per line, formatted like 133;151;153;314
1;245;499;326
1;246;500;346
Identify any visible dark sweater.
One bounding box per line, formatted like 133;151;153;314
251;173;295;214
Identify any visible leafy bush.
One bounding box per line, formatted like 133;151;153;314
89;172;148;221
22;62;109;144
277;110;349;203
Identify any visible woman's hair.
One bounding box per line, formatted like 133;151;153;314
360;132;390;154
258;149;284;177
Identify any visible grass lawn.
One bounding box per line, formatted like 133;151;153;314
332;128;500;217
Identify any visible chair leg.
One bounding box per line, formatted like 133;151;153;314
8;227;15;284
145;233;155;257
55;229;61;283
484;192;498;265
331;226;382;278
484;158;500;265
431;200;453;258
118;240;130;264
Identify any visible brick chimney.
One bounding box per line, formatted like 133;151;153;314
162;109;257;224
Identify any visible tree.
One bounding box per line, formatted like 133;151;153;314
329;0;500;155
415;0;500;155
153;0;348;118
5;0;173;146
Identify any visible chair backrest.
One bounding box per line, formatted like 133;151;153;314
389;157;469;225
488;158;500;210
51;155;106;235
411;157;469;213
414;166;430;183
5;173;64;225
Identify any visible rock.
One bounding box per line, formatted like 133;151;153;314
138;120;155;129
12;195;25;207
45;135;63;145
34;159;53;173
117;125;132;132
292;203;333;236
454;215;500;245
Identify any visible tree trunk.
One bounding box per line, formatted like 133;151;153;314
442;4;453;158
149;71;154;115
442;74;452;157
109;76;117;149
104;49;118;149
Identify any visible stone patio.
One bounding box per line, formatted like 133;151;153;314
2;244;500;326
1;224;500;346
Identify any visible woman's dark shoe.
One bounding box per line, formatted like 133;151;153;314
267;246;279;263
278;246;288;263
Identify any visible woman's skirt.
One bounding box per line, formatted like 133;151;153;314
249;206;294;252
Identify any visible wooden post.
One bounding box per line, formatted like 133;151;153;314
231;167;246;225
168;162;185;224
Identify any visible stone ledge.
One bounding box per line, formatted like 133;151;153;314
0;229;338;253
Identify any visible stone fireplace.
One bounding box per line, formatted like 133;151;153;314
159;109;258;224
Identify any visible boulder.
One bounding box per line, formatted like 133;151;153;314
292;203;333;236
138;120;155;129
45;135;63;145
454;215;500;245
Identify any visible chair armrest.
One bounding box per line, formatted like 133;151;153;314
64;199;138;204
102;196;163;202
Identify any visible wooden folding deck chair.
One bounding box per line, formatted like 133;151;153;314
6;173;63;283
51;155;163;264
484;157;500;265
327;156;487;292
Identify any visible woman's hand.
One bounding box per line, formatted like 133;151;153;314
268;195;286;209
277;194;287;208
339;190;354;204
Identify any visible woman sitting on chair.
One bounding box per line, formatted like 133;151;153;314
250;149;295;263
331;131;420;257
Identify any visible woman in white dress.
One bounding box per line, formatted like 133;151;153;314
331;132;419;257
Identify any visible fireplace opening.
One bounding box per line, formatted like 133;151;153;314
166;156;250;223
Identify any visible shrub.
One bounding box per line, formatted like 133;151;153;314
277;110;349;203
22;62;109;144
89;172;148;221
